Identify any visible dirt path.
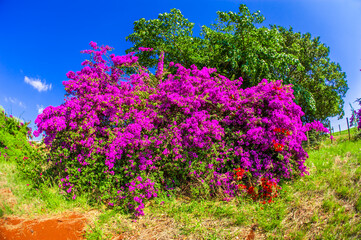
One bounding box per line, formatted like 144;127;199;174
0;170;88;240
0;213;87;240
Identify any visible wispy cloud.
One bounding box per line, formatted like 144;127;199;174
36;104;44;114
4;97;26;108
24;76;52;92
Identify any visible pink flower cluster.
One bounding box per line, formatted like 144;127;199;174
33;41;314;217
138;47;154;52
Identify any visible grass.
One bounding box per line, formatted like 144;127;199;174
1;128;361;239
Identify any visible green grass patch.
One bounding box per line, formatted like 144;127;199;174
1;127;361;239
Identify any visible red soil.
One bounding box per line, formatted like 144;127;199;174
0;213;87;240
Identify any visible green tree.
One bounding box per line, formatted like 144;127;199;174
125;4;348;123
271;26;348;123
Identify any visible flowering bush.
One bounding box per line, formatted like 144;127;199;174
32;41;312;217
302;120;332;147
303;120;329;133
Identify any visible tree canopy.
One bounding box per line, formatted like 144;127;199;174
125;4;348;123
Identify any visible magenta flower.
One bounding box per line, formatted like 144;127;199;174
138;47;153;52
89;41;98;49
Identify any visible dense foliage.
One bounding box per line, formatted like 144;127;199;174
125;4;348;123
31;42;318;217
0;108;46;186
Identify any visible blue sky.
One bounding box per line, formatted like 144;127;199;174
1;0;360;141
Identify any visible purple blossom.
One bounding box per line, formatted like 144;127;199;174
138;47;153;52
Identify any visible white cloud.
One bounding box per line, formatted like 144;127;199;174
18;101;25;108
5;97;14;104
24;76;52;92
4;97;26;108
36;104;44;114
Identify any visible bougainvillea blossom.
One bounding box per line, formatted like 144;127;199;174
33;41;314;217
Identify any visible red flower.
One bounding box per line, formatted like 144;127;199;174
273;142;284;152
247;186;255;195
272;86;282;91
274;128;281;133
275;128;291;136
234;168;248;180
